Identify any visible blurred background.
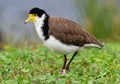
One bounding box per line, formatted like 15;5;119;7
0;0;120;49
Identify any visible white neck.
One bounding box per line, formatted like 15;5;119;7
34;14;46;28
33;14;47;41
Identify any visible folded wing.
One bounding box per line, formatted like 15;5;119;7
49;17;103;48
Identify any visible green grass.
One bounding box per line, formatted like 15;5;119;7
0;43;120;84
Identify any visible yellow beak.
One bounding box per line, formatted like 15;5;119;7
24;14;35;24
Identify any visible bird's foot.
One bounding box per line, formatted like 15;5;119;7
57;69;68;81
66;66;70;71
60;69;66;75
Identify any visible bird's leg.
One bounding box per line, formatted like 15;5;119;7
66;51;78;71
61;55;67;74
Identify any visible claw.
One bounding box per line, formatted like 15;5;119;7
66;66;70;71
60;69;66;75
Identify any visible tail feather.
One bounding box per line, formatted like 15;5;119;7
85;33;103;49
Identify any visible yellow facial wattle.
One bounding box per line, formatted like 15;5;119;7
25;14;36;24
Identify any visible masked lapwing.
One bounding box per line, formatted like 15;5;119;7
25;7;103;74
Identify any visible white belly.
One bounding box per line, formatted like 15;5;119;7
43;35;79;54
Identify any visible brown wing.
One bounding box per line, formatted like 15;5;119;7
48;17;103;48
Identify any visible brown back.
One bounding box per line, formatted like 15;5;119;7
48;17;103;48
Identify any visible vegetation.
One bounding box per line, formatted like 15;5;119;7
74;0;120;41
0;43;120;84
0;1;119;84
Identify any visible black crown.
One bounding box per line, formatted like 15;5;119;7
29;7;46;17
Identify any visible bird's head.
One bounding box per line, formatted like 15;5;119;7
25;7;47;24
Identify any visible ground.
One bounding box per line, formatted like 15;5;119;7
0;43;120;84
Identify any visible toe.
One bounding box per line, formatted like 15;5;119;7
60;69;66;75
66;66;70;71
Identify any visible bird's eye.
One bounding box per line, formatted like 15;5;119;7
34;14;37;16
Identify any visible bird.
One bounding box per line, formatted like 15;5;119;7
24;7;103;74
